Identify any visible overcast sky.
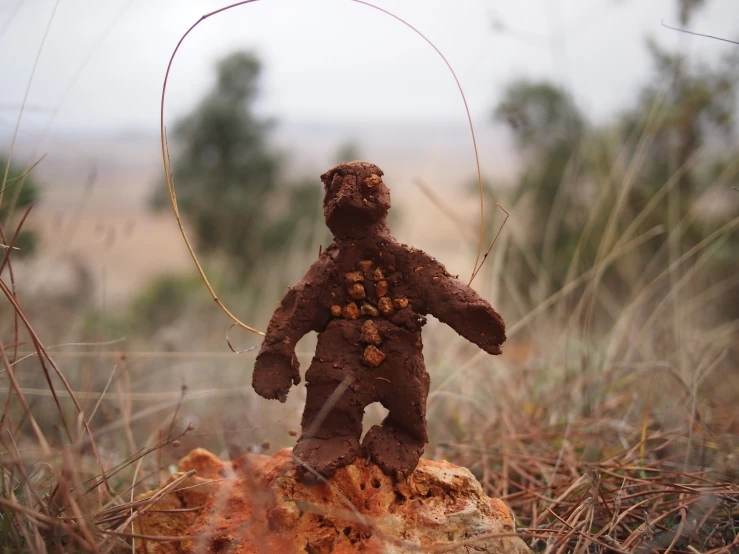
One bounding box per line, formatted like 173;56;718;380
1;0;738;137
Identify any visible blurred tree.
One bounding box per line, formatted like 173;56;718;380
266;140;369;256
130;273;203;333
618;40;737;227
261;178;325;257
491;0;738;306
495;81;584;155
618;39;739;319
677;0;707;25
0;158;40;258
493;81;590;293
151;51;283;281
150;52;377;286
333;140;362;164
615;0;736;281
618;0;730;203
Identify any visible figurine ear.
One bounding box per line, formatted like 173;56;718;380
320;167;337;187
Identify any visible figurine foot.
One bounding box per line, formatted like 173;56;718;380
292;436;361;478
363;424;424;477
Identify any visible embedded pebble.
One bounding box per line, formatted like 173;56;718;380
342;303;360;320
363;345;386;367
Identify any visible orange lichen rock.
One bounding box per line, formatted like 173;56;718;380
131;449;531;554
253;162;505;477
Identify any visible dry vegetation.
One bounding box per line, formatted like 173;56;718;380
1;3;738;553
1;153;737;553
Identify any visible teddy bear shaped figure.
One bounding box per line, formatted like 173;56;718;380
253;161;505;477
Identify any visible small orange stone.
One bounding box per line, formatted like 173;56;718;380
348;283;366;300
360;320;382;346
378;297;394;315
330;305;342;317
360;303;379;317
362;345;386;367
393;297;409;309
376;280;389;297
345;271;364;283
358;260;374;272
364;174;382;187
342;302;360;320
373;267;384;282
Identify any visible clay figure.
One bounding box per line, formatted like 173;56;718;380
253;161;505;477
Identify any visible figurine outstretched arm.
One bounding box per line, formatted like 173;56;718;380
253;254;333;402
410;251;505;355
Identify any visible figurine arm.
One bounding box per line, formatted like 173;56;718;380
411;252;505;355
253;254;333;402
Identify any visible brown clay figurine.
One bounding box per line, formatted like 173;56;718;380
253;161;505;477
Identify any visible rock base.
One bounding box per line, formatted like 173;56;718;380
131;448;531;554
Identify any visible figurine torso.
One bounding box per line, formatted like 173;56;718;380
319;237;428;332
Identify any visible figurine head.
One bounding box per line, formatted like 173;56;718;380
321;161;391;239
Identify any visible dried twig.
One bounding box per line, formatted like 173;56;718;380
661;20;739;46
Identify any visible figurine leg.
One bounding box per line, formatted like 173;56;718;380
363;362;430;477
293;380;369;477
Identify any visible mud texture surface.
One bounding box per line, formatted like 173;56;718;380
130;448;532;554
253;161;505;477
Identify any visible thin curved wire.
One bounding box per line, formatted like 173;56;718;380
160;0;486;336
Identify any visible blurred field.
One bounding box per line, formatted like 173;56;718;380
10;122;513;308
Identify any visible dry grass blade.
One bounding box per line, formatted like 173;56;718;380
0;337;51;454
225;323;259;354
414;178;476;242
159;126;264;336
0;278;111;490
0;154;46;196
469;203;510;285
447;420;738;553
661;20;739;45
0;202;34;275
96;469;196;552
